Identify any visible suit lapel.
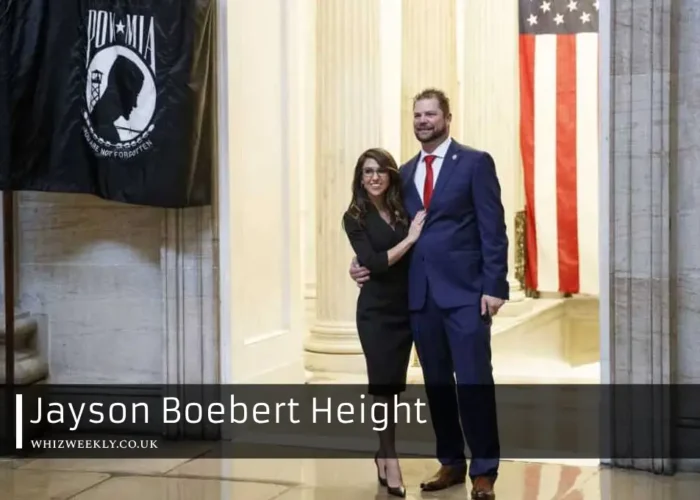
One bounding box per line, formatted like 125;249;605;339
430;140;460;207
401;155;422;213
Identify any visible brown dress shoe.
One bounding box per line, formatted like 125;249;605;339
470;476;495;499
419;465;467;491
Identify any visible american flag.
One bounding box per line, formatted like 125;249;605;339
519;0;599;295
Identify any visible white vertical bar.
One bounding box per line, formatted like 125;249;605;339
15;393;23;449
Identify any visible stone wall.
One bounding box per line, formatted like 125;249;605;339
609;0;700;473
15;192;218;386
17;193;163;384
673;0;700;471
675;0;700;386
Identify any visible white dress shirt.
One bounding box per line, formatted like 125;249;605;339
413;137;452;204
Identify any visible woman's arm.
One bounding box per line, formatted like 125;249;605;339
342;213;417;273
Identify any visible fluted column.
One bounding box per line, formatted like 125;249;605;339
460;0;524;302
304;0;383;375
400;0;459;163
605;0;676;474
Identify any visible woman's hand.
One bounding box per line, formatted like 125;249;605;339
407;210;427;243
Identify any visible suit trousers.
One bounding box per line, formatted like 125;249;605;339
410;285;500;479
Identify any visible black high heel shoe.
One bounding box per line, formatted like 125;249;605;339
386;483;407;498
384;460;406;498
374;451;388;487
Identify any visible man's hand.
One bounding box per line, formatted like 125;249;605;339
349;256;370;287
481;295;505;317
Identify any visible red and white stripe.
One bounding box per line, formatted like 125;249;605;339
519;31;599;295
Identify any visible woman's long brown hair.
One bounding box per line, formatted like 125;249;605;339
345;148;408;227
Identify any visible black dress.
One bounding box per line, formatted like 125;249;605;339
342;206;414;396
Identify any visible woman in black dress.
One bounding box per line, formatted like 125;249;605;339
342;148;426;498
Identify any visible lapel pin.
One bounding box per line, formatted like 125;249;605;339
452;154;457;160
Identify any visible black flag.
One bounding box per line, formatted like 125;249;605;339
0;1;11;177
1;0;215;208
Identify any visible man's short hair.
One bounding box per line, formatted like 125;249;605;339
413;88;451;116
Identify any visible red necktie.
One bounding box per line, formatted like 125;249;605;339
423;155;436;209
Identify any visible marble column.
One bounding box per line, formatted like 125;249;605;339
304;0;383;375
672;0;700;472
459;0;524;303
605;0;675;473
293;0;318;329
400;0;459;163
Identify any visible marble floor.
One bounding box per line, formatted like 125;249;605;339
2;454;699;500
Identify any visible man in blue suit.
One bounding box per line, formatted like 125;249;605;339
350;88;508;499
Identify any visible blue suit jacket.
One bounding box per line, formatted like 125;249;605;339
400;139;509;311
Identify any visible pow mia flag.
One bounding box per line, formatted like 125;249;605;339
0;1;10;181
1;0;214;208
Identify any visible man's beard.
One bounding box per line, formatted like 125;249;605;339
414;124;446;143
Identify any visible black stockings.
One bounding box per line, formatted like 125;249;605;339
374;395;398;458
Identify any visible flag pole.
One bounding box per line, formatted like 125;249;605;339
3;189;14;450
